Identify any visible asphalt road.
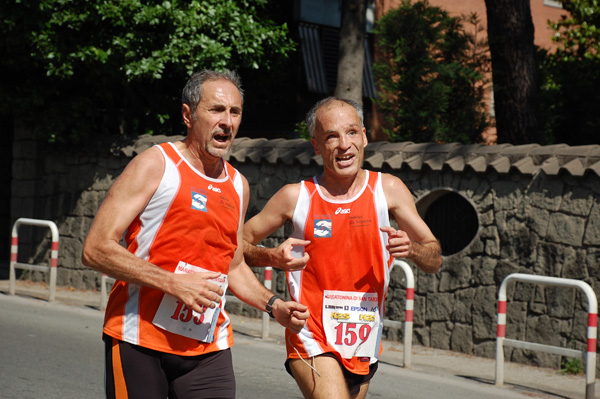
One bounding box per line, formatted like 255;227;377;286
0;291;554;399
232;332;537;399
0;293;104;399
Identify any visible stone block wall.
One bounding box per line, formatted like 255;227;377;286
10;128;131;289
9;133;600;373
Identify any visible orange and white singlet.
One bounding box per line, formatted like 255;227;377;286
285;170;393;375
103;142;243;356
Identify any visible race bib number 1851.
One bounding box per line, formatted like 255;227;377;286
152;261;227;343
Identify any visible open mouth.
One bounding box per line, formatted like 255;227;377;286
213;131;231;143
336;154;354;164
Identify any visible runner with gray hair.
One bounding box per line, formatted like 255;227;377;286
83;69;308;399
244;96;441;399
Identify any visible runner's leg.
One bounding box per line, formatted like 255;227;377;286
289;355;351;399
351;382;370;399
104;336;168;399
168;349;235;399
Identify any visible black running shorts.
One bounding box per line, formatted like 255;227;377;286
285;352;378;396
104;334;235;399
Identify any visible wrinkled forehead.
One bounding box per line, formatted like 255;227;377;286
315;101;361;131
202;79;242;103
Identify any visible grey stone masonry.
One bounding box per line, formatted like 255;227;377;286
9;133;600;374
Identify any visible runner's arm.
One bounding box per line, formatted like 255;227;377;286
381;173;442;273
243;184;310;271
229;178;309;332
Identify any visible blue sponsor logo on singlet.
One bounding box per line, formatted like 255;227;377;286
191;191;208;212
314;219;332;238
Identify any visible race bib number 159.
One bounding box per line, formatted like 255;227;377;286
322;290;380;359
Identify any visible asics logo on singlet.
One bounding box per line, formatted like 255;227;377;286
335;207;351;215
208;184;221;193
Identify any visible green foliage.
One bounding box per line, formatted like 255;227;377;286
373;0;490;144
0;0;295;145
294;121;311;141
538;0;600;145
549;0;600;62
559;357;584;375
559;339;584;375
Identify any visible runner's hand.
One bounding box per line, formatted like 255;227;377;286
273;238;311;271
172;271;224;314
380;226;412;259
272;299;310;334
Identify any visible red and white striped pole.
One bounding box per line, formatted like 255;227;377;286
404;285;414;367
393;260;415;368
586;311;597;399
49;238;59;302
9;235;18;296
495;297;507;385
497;299;507;339
405;287;414;324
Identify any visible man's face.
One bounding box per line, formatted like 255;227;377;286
183;79;243;159
311;101;367;178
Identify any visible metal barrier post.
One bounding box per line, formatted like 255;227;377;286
100;274;115;310
496;273;597;399
383;259;415;368
9;218;59;302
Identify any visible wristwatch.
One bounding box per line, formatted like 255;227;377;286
265;295;281;319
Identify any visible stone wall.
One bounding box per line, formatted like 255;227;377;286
9;132;600;373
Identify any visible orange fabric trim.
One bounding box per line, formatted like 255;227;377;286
111;339;128;399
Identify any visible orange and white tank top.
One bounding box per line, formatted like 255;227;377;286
103;142;243;356
285;170;394;375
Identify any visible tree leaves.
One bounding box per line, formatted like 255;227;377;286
0;0;295;144
539;0;600;145
373;0;490;144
